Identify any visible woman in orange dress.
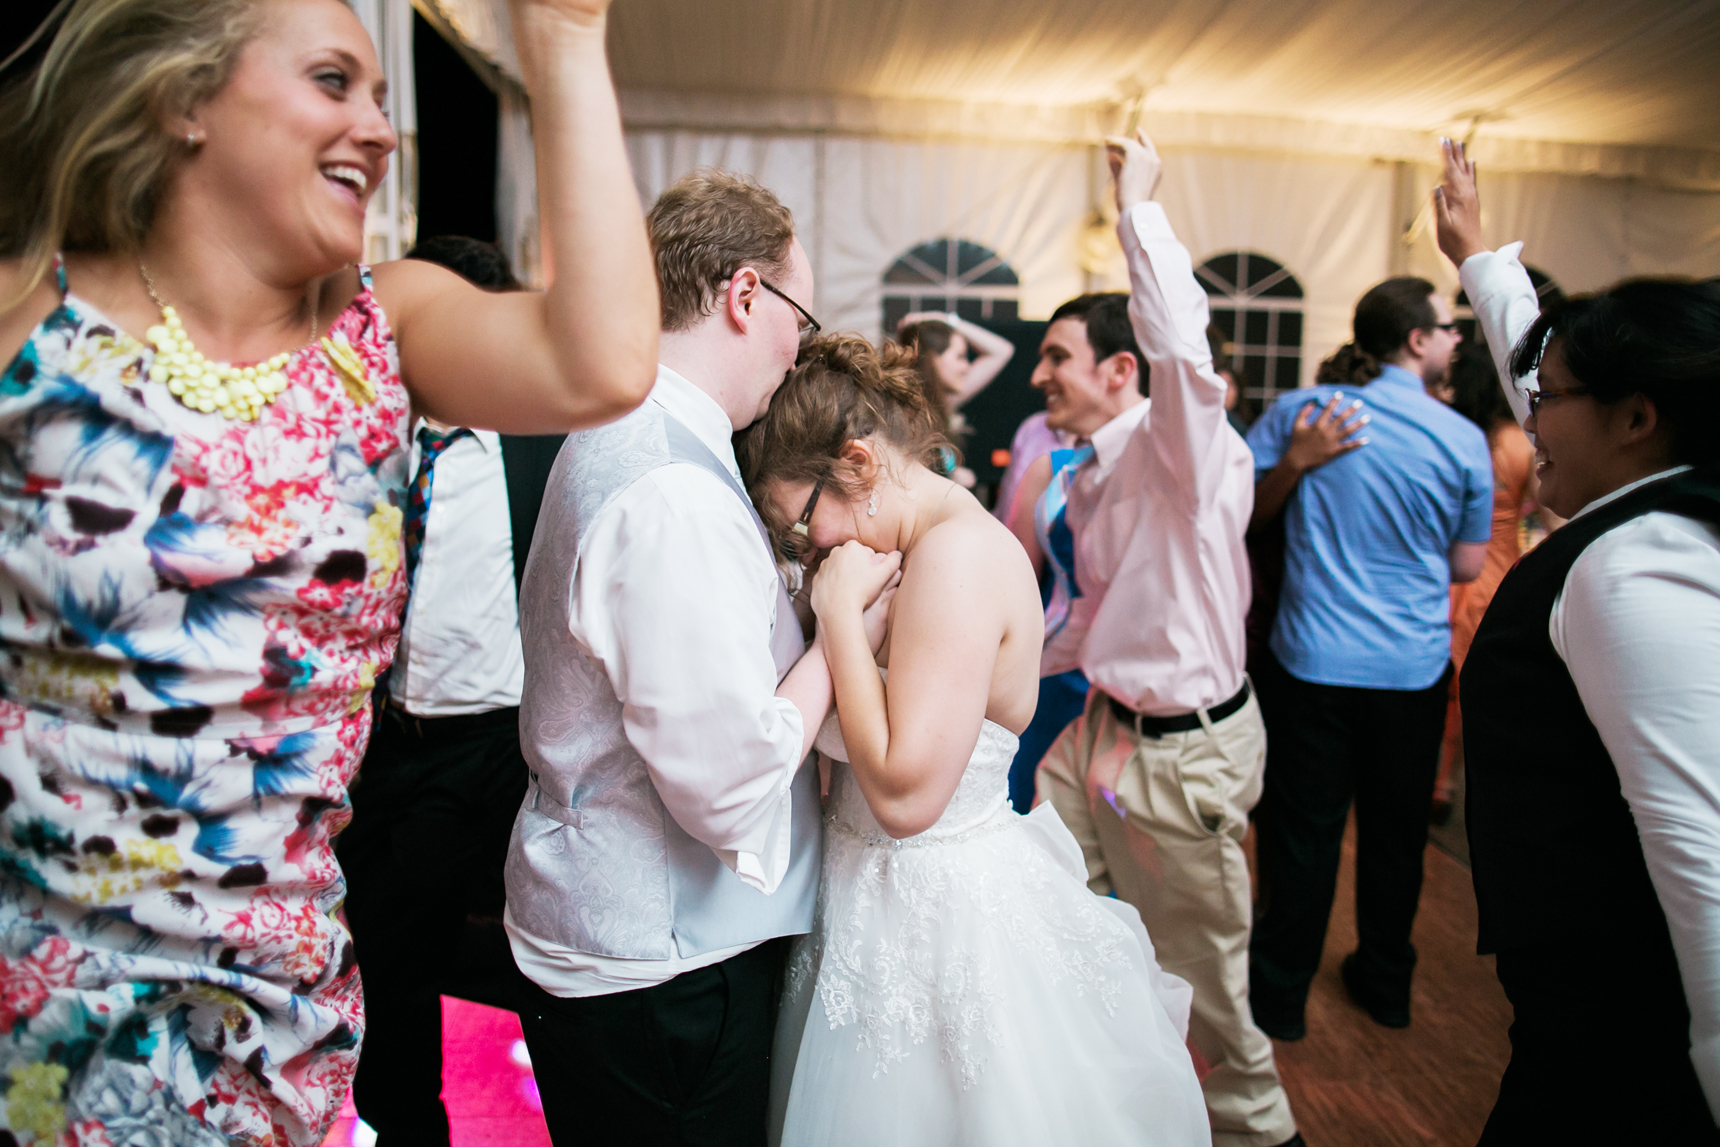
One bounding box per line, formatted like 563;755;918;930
1433;342;1553;821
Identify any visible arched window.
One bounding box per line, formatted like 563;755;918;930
1455;266;1564;347
882;239;1019;336
1196;252;1304;405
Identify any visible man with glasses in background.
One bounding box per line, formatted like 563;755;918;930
503;170;852;1145
1244;276;1493;1044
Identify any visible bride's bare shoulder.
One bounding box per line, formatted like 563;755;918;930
912;507;1036;587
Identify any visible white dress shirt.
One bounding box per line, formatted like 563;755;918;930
1463;247;1720;1119
1043;201;1257;716
390;428;525;716
505;365;808;997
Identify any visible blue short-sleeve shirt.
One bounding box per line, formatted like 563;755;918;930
1247;364;1494;690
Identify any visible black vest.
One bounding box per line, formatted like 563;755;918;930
498;434;567;595
1462;466;1720;955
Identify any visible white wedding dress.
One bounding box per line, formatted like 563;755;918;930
769;678;1213;1146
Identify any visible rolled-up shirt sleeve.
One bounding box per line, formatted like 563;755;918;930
1552;513;1720;1119
1458;242;1540;428
571;463;805;894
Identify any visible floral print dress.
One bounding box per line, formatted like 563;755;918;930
0;262;411;1146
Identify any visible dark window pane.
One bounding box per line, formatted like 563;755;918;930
909;240;951;268
1241;354;1268;390
884;261;941;286
1204;254;1240;292
883;238;1019;339
882;297;911;335
1277;311;1303;346
1271;356;1301;390
1234;253;1269;288
1256;273;1305;299
1244;309;1270;345
1209;308;1237;340
955;241;992;276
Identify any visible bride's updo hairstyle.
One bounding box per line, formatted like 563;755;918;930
737;333;953;557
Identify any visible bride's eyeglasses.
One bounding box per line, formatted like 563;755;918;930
786;479;825;560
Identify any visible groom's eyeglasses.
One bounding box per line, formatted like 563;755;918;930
759;279;822;343
787;479;825;560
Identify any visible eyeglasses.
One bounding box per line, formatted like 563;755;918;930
786;479;825;559
1525;386;1592;417
1434;322;1460;332
759;279;822;342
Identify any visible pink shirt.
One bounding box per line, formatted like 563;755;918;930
1045;202;1256;717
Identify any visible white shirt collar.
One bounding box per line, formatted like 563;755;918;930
1570;465;1695;521
1090;397;1150;479
650;364;742;483
410;420;498;452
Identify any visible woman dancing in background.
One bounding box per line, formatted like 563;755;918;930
0;0;656;1141
896;311;1015;486
739;336;1208;1146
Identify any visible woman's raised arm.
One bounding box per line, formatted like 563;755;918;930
376;0;658;433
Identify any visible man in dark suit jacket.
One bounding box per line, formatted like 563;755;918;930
336;237;565;1146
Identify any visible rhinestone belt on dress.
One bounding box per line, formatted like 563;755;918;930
825;811;1018;850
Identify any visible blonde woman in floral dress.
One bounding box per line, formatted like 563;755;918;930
0;0;657;1143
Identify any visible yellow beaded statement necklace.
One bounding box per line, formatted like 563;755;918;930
139;263;313;422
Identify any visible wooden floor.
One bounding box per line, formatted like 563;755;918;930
1247;816;1513;1147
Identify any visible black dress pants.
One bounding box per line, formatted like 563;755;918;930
1481;941;1719;1143
1249;651;1451;1025
519;938;788;1147
336;702;535;1147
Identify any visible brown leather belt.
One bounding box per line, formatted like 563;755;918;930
1107;679;1251;738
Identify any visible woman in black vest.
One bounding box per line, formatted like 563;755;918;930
1436;139;1720;1141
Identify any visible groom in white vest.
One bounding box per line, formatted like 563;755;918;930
504;170;836;1146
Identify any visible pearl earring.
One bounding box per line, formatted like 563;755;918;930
186;133;202;149
867;490;878;517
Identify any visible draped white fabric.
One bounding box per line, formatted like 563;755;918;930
419;0;1720;383
623;133;1720;386
425;0;1720;154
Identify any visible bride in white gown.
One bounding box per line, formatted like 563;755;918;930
737;336;1212;1147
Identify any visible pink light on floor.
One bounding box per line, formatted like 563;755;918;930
321;998;551;1147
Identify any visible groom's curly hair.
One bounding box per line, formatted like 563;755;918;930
736;333;953;561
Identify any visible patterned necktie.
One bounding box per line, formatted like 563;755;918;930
403;425;472;588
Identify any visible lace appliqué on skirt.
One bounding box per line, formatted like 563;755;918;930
788;813;1139;1089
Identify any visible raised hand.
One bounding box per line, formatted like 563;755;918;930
1104;130;1163;216
810;541;904;627
1434;137;1486;268
1284;393;1369;472
897;310;954;333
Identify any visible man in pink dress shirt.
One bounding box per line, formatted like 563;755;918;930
1036;134;1300;1147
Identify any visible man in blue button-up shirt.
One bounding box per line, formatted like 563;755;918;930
1244;276;1492;1041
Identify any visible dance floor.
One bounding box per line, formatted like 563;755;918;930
1257;815;1514;1147
320;997;551;1147
323;815;1509;1147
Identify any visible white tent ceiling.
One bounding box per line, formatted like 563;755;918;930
410;0;1720;380
420;0;1720;182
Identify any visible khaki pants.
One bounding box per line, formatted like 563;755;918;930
1038;686;1296;1147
